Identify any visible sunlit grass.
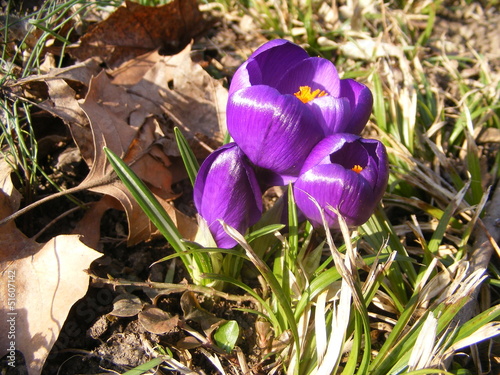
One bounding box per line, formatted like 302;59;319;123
0;0;120;201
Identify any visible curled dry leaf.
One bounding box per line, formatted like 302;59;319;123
5;41;226;247
76;71;197;245
0;159;101;375
68;0;205;68
180;291;225;336
109;293;144;318
10;58;102;162
111;43;228;156
138;305;180;334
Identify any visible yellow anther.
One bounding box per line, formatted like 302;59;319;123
352;165;363;173
294;86;328;103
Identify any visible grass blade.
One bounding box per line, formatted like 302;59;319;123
174;127;200;186
104;147;204;281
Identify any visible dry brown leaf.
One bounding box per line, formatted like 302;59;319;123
110;49;162;86
77;71;197;245
8;58;102;162
0;159;101;375
138;306;179;334
110;293;144;318
180;291;224;336
72;195;123;248
122;43;228;157
68;0;205;68
4;43;225;247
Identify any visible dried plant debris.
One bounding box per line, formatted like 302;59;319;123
0;159;101;374
68;0;206;68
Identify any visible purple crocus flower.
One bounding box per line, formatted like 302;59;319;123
194;143;263;248
227;40;373;178
294;133;388;228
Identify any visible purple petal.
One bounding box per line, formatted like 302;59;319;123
294;164;376;228
308;96;352;135
194;143;263;248
327;137;388;200
227;85;325;176
339;79;373;133
229;39;309;96
295;134;389;228
275;57;341;97
300;133;362;173
362;139;389;200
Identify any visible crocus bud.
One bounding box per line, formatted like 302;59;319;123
294;133;389;228
194;143;263;248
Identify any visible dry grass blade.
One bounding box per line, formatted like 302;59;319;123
408;312;438;371
198;348;226;375
315;276;352;375
314;290;329;364
315;204;357;374
442;322;500;359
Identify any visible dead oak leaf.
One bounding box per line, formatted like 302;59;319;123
69;0;205;68
4;44;222;248
7;58;103;162
0;159;101;375
121;43;228;158
76;72;196;245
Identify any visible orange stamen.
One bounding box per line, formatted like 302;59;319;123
294;86;328;104
352;165;363;173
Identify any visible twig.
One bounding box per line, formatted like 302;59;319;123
0;173;118;227
88;272;260;305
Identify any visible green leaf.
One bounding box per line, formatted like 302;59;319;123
104;147;186;254
245;224;286;243
104;147;212;283
287;183;299;259
372;73;387;133
202;273;281;330
214;320;240;353
174;127;199;186
451;304;500;345
427;182;469;256
404;370;454;375
122;357;166;375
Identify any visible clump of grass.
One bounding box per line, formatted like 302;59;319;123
0;0;121;205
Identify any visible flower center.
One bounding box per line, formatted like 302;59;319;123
294;86;328;104
352;165;363;173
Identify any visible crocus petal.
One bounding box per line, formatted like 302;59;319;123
360;139;389;200
299;133;362;172
296;133;389;228
229;39;309;96
194;143;262;248
227;85;324;176
294;164;376;228
275;57;341;97
307;96;352;135
328;138;388;199
339;79;373;133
